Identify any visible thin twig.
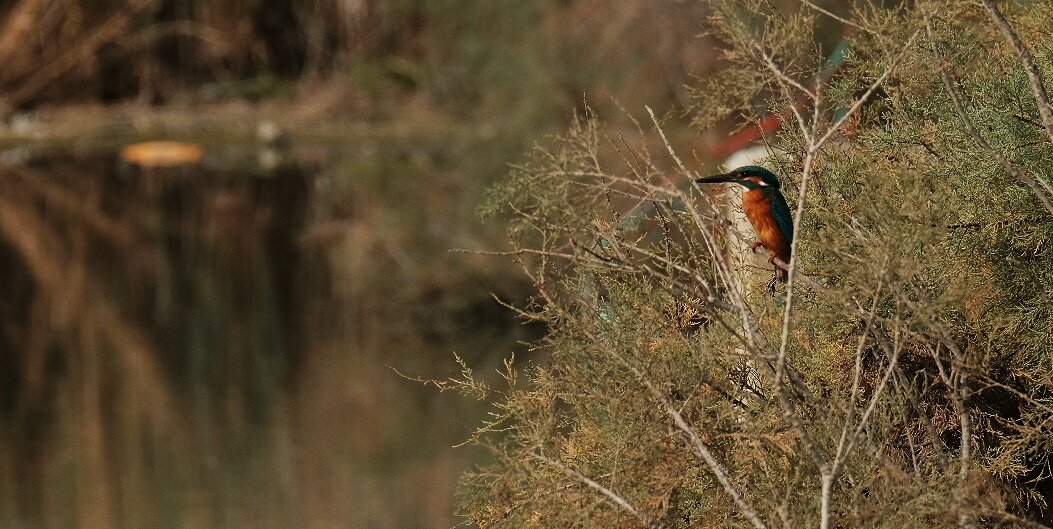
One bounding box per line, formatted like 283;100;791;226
833;281;884;473
533;452;665;529
571;310;770;529
979;0;1053;147
925;16;1053;217
631;368;771;529
813;28;921;148
798;0;879;36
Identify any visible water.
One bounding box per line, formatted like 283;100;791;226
0;142;536;528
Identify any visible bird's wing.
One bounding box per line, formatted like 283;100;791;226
769;190;794;244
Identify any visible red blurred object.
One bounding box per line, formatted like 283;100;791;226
711;29;854;160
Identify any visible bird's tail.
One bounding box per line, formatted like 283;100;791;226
776;266;788;283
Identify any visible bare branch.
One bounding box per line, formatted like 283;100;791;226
980;0;1053;148
833;281;885;471
646;106;698;183
777;29;922;417
814;28;922;149
632;369;771;529
926;16;1053;216
756;47;814;141
842;320;901;465
533;452;665;529
798;0;879;36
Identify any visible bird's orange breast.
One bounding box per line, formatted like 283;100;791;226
742;189;791;263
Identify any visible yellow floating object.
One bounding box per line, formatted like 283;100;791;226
120;141;204;168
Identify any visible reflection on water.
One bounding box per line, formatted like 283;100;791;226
0;147;532;528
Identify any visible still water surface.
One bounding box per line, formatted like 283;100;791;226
0;141;533;529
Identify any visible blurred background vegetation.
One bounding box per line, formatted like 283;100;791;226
0;1;742;528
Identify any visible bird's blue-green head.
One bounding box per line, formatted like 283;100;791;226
695;165;781;190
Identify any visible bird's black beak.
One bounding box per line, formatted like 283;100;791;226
694;172;739;185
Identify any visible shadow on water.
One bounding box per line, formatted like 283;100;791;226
0;145;536;528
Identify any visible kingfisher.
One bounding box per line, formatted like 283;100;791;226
695;165;794;282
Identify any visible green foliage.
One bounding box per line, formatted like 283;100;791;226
459;1;1053;527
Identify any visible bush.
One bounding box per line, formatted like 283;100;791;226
457;1;1053;527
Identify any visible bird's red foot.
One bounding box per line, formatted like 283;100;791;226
750;241;765;254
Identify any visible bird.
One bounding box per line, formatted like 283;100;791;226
695;165;794;283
